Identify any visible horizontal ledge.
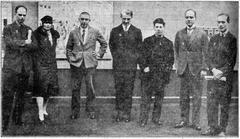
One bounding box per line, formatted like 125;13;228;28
31;96;239;99
56;58;112;61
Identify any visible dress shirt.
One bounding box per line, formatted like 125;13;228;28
122;24;131;32
80;26;89;44
219;29;228;37
187;25;196;35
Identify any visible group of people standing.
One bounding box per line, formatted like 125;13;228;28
2;5;60;131
2;5;237;137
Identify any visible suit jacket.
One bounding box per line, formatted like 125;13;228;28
66;26;107;68
109;24;142;70
140;35;174;83
2;21;37;74
174;27;208;76
206;32;237;83
140;35;174;71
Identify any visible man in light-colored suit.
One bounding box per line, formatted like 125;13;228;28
66;12;107;120
174;9;208;130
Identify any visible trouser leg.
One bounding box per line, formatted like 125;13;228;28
12;72;29;124
114;71;125;112
70;66;83;116
140;77;152;123
2;70;17;131
152;84;165;121
191;75;203;125
179;73;190;123
85;68;96;112
207;81;220;130
2;92;14;131
219;82;231;132
123;70;136;118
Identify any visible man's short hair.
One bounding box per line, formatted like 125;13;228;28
184;9;196;18
153;18;165;26
80;12;90;17
218;13;230;23
15;5;27;13
120;9;133;18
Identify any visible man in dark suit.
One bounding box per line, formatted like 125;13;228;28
66;12;107;120
139;18;174;127
2;5;37;131
201;13;237;136
174;9;209;130
109;9;142;122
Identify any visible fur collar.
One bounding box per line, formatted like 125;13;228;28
35;26;59;38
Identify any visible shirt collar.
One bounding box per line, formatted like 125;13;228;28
155;34;164;38
186;24;196;31
80;26;89;32
15;21;23;27
122;24;131;31
220;29;228;37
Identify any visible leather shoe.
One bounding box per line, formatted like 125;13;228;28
124;118;130;123
190;124;201;131
88;112;96;119
116;111;123;122
174;121;187;128
201;128;218;136
140;121;147;127
217;131;226;137
70;115;79;120
152;120;163;126
124;114;131;123
116;116;121;122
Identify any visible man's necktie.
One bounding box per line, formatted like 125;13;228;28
47;31;53;46
82;29;85;41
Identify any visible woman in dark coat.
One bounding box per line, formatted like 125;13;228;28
33;15;60;122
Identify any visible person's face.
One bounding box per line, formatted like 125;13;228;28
16;7;27;24
217;15;228;32
121;14;132;26
185;10;196;27
154;23;165;36
79;14;90;28
43;22;52;31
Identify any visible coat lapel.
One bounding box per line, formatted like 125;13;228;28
181;28;189;49
183;27;197;50
84;26;93;45
189;27;197;42
75;27;83;45
120;24;128;33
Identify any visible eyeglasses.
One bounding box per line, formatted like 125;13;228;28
18;14;26;17
123;18;131;21
80;18;90;21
